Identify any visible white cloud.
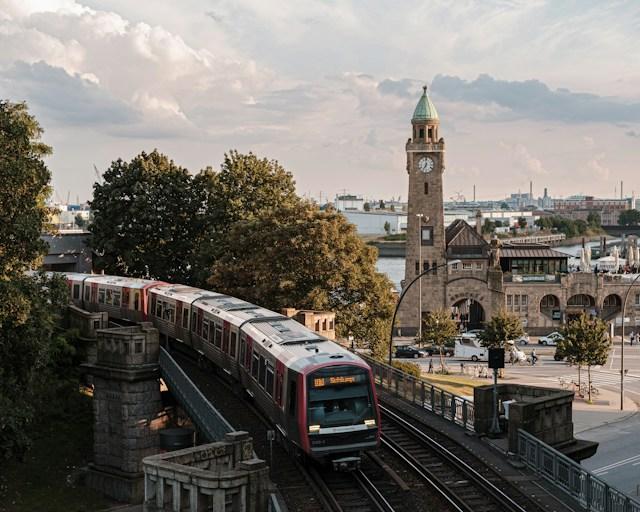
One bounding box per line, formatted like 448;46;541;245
587;153;610;181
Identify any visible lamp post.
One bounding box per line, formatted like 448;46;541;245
620;273;640;410
416;213;424;342
388;259;461;365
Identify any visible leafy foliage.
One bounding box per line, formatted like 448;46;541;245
207;203;395;356
559;313;610;401
422;309;458;369
391;360;421;378
534;215;603;237
89;150;207;284
618;209;640;226
479;309;525;349
0;100;52;274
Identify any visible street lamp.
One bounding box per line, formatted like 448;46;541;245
388;259;462;365
416;213;424;342
620;273;640;410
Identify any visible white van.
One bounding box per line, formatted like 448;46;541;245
454;337;488;362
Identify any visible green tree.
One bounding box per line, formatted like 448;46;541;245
89;150;206;284
0;101;72;459
0;101;52;274
206;203;395;356
383;221;391;235
363;202;371;212
587;211;601;228
618;209;640;226
379;199;386;210
479;309;525;349
74;213;86;229
517;216;527;230
482;218;496;234
560;313;610;402
422;309;458;372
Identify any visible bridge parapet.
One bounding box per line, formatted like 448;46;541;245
142;432;269;512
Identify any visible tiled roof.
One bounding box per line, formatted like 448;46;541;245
501;247;568;258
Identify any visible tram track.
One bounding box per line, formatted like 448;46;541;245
379;403;538;512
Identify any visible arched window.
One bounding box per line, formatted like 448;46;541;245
567;294;595;307
540;295;560;309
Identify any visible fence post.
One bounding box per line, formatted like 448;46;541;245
420;382;425;407
462;400;467;428
585;472;591;512
451;396;456;421
430;386;435;411
440;392;446;417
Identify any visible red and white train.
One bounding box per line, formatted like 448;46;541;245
62;272;381;470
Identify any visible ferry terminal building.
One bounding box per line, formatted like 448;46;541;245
396;87;640;336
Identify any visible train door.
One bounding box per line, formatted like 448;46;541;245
275;360;284;408
245;336;253;370
91;283;98;307
222;321;230;353
122;288;131;318
176;301;183;337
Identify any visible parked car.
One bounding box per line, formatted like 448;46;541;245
461;329;484;339
395;345;428;359
539;332;564;346
516;334;530;345
424;344;455;357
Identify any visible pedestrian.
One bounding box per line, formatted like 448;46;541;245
428;358;434;373
531;349;538;366
631;331;636;346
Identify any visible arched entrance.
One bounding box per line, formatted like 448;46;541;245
566;294;596;321
452;298;485;331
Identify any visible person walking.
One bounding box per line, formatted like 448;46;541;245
631;331;636;346
531;348;538;366
428;358;434;373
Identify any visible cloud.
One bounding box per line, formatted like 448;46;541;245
0;61;135;125
432;74;640;124
500;142;548;176
586;153;610;181
626;130;640;138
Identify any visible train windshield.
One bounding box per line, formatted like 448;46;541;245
307;366;374;429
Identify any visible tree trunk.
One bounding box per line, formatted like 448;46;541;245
578;365;581;389
439;346;445;373
587;365;592;402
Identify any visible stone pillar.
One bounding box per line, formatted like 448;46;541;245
84;323;168;503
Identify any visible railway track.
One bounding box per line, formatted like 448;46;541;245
380;404;536;512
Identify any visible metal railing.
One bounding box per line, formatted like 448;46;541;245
518;429;640;512
159;347;234;442
361;354;475;431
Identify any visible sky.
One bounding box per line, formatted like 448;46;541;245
1;0;639;204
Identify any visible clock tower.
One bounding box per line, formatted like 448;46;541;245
398;86;447;335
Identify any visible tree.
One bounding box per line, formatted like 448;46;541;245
587;211;601;228
206;203;395;356
500;202;509;210
517;216;527;230
0;101;52;274
383;221;391;235
379;199;386;210
560;313;610;402
74;213;86;229
479;309;525;349
422;309;458;372
89;150;206;284
618;209;640;226
363;202;371;212
0;101;72;459
482;218;496;234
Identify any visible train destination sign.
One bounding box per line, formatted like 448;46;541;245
312;374;365;388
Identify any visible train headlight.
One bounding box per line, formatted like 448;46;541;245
308;424;321;433
364;419;376;427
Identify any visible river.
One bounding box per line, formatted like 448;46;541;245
376;238;621;291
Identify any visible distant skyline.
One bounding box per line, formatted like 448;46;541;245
1;0;639;203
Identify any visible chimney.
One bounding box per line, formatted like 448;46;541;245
621;180;624;200
475;210;482;235
473;184;476;202
530;181;533;200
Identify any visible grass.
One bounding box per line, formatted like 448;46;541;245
421;372;485;397
0;393;111;512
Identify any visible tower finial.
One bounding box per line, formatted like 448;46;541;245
423;85;427;94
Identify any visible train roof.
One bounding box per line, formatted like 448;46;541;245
152;284;224;303
84;275;161;289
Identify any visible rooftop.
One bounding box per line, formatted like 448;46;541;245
412;85;439;121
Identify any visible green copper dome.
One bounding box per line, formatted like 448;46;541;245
412;85;438;121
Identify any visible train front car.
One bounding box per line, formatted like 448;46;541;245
303;359;380;471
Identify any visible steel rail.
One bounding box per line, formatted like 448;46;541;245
380;404;529;512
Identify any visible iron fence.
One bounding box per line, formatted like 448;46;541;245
361;354;475;431
518;429;640;512
159;347;234;441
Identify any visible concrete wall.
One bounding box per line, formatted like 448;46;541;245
342;210;407;235
41;231;92;273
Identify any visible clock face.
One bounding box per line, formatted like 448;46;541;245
418;156;434;173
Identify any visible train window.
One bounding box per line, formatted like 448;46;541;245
258;356;266;388
156;300;163;318
208;324;214;343
106;289;113;305
222;328;229;353
288;379;297;416
182;308;189;329
230;332;237;358
214;325;222;347
84;287;90;301
251;352;259;380
265;365;274;397
163;303;175;322
72;284;80;300
202;320;209;341
134;292;140;310
240;337;246;365
98;289;105;304
191;311;197;332
275;372;283;405
113;291;121;307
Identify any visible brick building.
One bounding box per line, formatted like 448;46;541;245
396;87;640;336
